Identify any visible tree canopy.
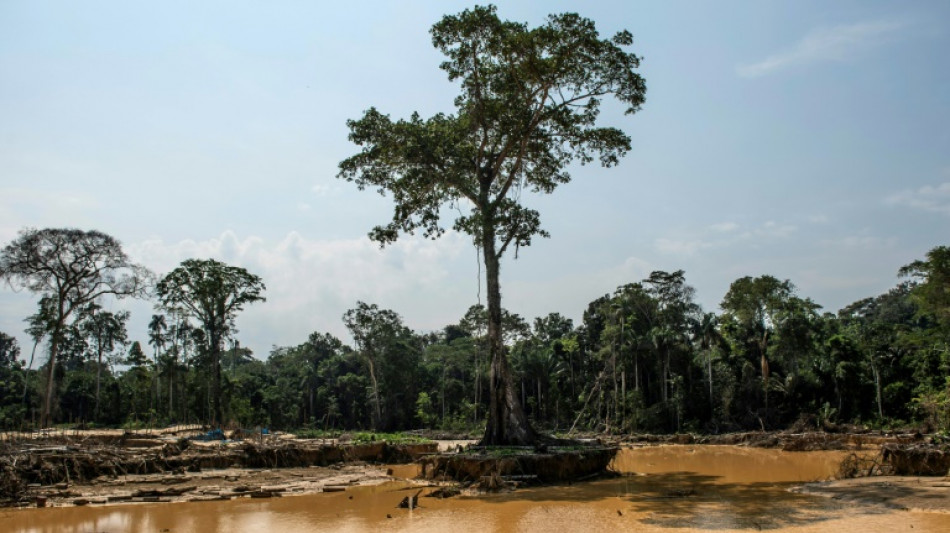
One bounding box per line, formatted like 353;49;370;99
155;258;266;425
0;228;150;426
338;4;645;445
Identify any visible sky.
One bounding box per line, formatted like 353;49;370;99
1;1;948;360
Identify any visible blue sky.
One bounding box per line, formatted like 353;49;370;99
1;1;948;358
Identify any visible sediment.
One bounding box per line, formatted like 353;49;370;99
419;445;617;486
0;430;436;506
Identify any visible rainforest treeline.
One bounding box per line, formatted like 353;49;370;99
1;239;948;435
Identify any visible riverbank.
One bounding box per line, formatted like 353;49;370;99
0;427;439;507
7;444;950;533
2;428;948;513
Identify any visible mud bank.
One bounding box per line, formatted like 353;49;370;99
619;429;929;451
419;445;617;486
0;431;436;507
9;446;950;533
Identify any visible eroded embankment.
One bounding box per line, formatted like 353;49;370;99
419;445;617;487
619;430;930;451
0;434;435;505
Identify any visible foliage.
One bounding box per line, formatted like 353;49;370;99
0;228;151;427
338;4;646;446
155;258;266;425
1;227;949;438
293;428;343;440
350;432;432;445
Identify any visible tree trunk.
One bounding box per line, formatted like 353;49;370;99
634;349;639;392
367;356;382;430
22;339;38;410
41;312;65;428
168;365;174;422
536;377;542;422
153;350;161;423
760;331;770;423
480;224;536;446
210;330;223;426
761;352;769;417
473;349;480;425
662;347;669;404
95;345;103;421
872;360;884;420
620;365;626;432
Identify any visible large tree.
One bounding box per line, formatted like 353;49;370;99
338;5;645;445
155;259;265;425
343;302;419;431
721;275;819;424
900;245;950;329
0;228;150;427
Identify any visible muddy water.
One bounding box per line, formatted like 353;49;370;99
7;445;950;532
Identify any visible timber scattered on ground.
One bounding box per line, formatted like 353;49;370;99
0;425;436;507
4;425;948;509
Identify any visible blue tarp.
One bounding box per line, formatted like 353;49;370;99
193;428;225;441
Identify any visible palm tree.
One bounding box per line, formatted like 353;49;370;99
691;312;726;408
148;314;167;419
81;305;129;421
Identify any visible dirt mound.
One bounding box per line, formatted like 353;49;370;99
0;436;436;505
419;446;617;487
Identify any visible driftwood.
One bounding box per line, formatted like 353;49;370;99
882;443;950;476
397;489;423;509
838;443;950;478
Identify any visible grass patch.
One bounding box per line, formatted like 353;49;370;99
351;432;433;445
292;428;343;440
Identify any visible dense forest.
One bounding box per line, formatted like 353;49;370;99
2;229;948;436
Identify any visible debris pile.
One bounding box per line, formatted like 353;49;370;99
0;428;436;507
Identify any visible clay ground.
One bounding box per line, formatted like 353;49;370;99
3;427;950;513
797;476;950;513
25;462;403;506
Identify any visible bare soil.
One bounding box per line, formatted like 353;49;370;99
796;476;950;513
0;426;436;508
4;427;949;514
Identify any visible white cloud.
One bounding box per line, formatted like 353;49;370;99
505;255;653;324
311;184;339;196
819;235;897;249
709;222;739;233
656;220;798;256
124;230;469;354
750;221;797;239
886;181;950;215
0;188;101;242
737;20;906;78
655;238;712;256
